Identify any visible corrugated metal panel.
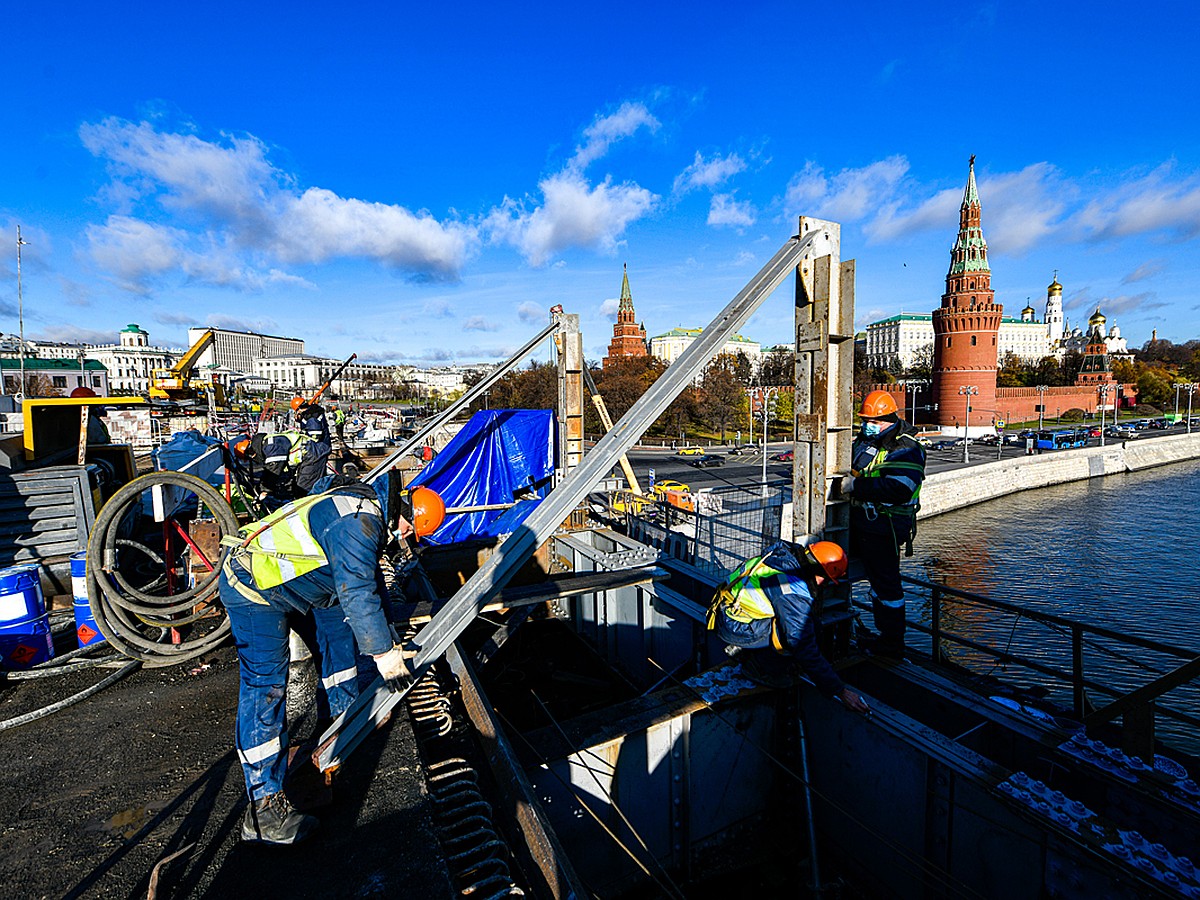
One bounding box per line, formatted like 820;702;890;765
0;466;95;567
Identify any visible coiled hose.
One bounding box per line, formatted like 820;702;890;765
86;471;239;667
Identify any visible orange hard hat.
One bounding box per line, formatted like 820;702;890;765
860;390;898;419
409;486;446;539
806;541;848;582
290;395;306;411
70;386;97;398
233;438;252;457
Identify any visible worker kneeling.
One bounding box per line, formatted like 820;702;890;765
708;541;869;713
218;481;446;844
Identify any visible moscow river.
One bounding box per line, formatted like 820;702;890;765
905;457;1200;755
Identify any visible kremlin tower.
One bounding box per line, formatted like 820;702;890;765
932;157;1003;432
602;264;648;368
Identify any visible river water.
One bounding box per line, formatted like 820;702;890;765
903;457;1200;755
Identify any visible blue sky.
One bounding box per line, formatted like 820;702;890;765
3;1;1198;365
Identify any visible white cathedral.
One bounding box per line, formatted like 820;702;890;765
866;275;1130;372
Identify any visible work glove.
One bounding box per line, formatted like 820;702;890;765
835;474;856;497
373;644;414;692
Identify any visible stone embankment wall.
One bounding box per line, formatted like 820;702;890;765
918;431;1200;519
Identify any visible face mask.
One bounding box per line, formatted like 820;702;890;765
862;421;884;437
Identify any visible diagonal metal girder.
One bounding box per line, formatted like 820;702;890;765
365;318;560;484
314;227;827;772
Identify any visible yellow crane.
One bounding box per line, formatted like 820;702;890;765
148;329;226;407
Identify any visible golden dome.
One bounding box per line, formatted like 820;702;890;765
1088;306;1106;325
1047;278;1062;295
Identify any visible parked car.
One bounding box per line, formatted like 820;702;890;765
653;479;690;494
688;454;726;468
930;440;960;451
770;450;794;462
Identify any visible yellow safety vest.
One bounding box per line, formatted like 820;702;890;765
221;490;378;591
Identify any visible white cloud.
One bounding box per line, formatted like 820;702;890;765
79;117;477;291
570;102;660;171
970;164;1069;255
1075;163;1200;241
708;193;756;228
154;310;199;326
33;325;116;344
463;316;499;332
1085;292;1167;318
205;313;280;333
599;297;620;321
486;171;657;266
517;301;544;324
422;298;455;319
785;156;910;224
673;151;746;194
1123;259;1167;284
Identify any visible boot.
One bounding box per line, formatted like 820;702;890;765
242;792;318;844
867;599;907;659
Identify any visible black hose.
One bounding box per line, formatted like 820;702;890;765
2;654;124;679
0;660;141;731
87;471;239;667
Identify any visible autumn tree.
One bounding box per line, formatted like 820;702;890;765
699;355;743;442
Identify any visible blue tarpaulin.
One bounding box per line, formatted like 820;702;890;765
409;409;555;544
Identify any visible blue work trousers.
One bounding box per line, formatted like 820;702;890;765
220;577;361;801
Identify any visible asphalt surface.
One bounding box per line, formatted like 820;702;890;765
0;639;452;900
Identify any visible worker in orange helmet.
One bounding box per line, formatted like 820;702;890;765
219;476;445;844
834;390;926;658
708;541;870;713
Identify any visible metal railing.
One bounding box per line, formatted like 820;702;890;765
622;481;789;580
880;573;1200;758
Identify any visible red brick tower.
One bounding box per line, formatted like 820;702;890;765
602;264;648;368
932;157;1003;431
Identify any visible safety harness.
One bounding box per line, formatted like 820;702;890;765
706;545;820;654
220;484;381;604
852;432;925;556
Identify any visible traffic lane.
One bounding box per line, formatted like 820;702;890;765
623;447;793;490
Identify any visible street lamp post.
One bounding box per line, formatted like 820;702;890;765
1036;384;1047;432
1098;384;1111;446
16;226;29;400
958;385;977;464
760;387;778;498
1189;384;1197;435
1113;383;1121;430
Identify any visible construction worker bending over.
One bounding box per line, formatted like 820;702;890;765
836;390;926;658
709;541;870;713
218;481;445;844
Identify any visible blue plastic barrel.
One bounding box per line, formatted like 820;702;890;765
71;552;102;648
0;564;54;669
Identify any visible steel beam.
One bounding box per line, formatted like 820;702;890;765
556;312;584;473
365;318;560;484
315;228;826;772
791;217;854;546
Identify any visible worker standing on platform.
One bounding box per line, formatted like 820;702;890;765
333;406;346;443
836;390;926;658
709;541;870;712
218;481;445;844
